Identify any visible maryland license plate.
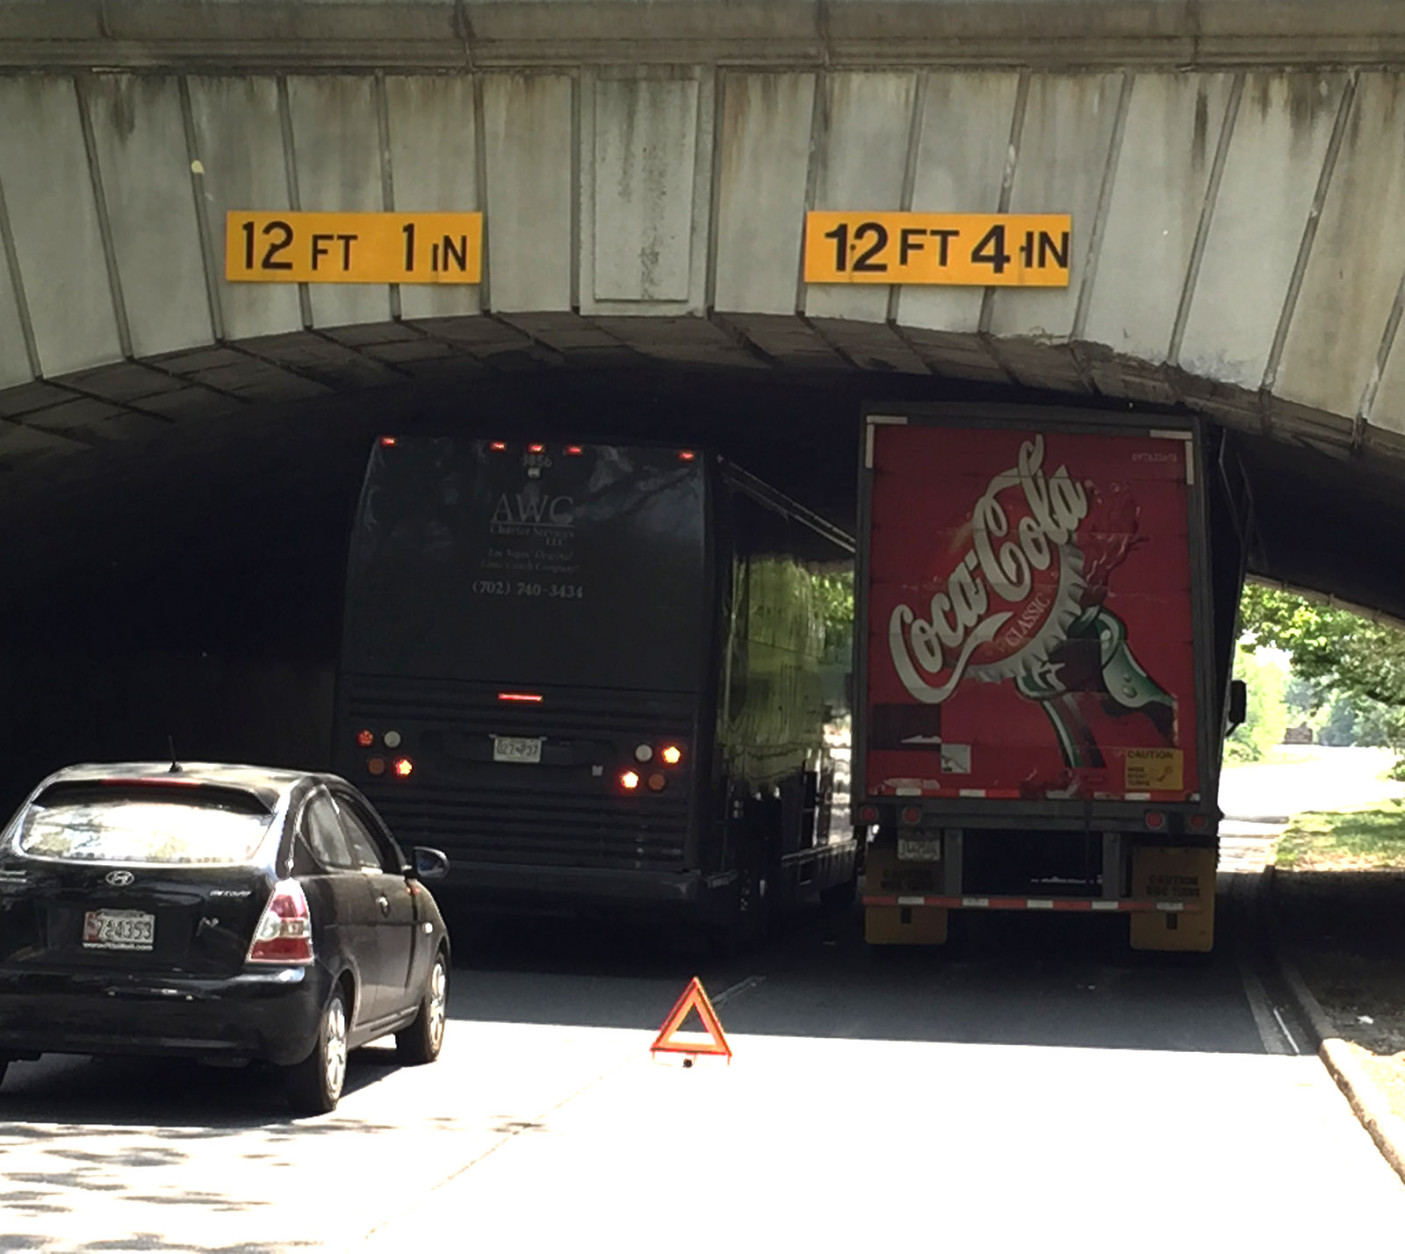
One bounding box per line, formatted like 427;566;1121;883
493;735;543;764
82;909;155;951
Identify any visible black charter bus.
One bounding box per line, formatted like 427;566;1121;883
334;437;858;944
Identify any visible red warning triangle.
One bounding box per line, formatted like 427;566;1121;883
650;976;732;1062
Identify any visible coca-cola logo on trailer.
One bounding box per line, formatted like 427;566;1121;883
889;435;1090;704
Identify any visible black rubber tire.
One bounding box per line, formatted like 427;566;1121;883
286;987;349;1115
396;951;449;1066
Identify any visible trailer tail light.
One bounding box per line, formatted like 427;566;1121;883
393;757;414;778
858;805;879;825
1145;811;1166;830
356;729;374;748
247;880;314;965
660;745;683;766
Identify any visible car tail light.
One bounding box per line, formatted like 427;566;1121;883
247;880;314;965
620;770;640;791
356;729;374;748
660;744;682;766
393;757;414;778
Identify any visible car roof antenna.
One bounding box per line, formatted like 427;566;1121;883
167;734;182;774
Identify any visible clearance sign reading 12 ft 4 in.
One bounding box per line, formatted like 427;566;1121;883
226;211;482;284
804;212;1071;286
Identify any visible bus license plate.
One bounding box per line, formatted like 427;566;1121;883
82;909;156;951
493;736;543;764
897;837;942;862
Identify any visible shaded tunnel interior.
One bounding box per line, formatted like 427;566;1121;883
0;365;1400;822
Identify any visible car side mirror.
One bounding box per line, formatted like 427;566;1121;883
1227;679;1248;734
410;846;449;882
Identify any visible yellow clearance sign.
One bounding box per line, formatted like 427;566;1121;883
226;211;482;284
804;212;1071;287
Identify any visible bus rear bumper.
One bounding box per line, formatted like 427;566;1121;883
436;862;706;917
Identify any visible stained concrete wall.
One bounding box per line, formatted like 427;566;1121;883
3;61;1405;450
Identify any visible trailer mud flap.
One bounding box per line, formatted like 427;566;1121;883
862;845;947;945
1129;846;1216;953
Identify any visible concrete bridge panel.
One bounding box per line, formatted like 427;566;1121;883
287;75;392;330
1083;73;1233;365
1370;328;1405;439
803;71;919;330
589;72;700;306
0;76;122;377
482;72;573;313
386;74;482;321
989;71;1122;353
187;76;302;341
0;224;31;390
895;71;1021;342
1177;71;1348;388
713;72;815;317
85;75;212;358
1278;74;1405;422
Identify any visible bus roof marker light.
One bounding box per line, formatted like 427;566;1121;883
565;445;584;456
489;441;507;451
528;443;546;454
620;771;640;791
498;692;543;703
678;450;697;462
379;436;397;447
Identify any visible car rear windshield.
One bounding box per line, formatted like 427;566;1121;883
11;782;276;865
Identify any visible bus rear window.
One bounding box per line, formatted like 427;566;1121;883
343;440;708;690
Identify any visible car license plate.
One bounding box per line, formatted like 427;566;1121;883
493;735;543;764
897;837;942;862
82;909;155;951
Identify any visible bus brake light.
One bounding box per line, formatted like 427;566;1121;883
620;771;640;791
393;757;414;778
660;745;682;766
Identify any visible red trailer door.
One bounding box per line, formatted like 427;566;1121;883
865;423;1199;804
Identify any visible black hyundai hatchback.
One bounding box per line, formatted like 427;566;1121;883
0;762;452;1114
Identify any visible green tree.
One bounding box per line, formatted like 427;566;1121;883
1225;641;1289;761
1239;585;1405;770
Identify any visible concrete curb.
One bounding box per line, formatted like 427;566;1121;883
1264;865;1405;1184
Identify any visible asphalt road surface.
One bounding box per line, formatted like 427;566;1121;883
2;888;1402;1253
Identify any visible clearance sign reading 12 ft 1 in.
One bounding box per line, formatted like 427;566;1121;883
226;211;482;284
804;212;1071;286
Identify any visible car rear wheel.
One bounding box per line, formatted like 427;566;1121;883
287;987;349;1115
396;951;448;1065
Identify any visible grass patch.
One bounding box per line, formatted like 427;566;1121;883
1275;799;1405;869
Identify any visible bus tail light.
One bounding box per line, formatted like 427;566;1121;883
620;771;640;791
355;729;374;748
659;744;683;766
367;757;386;776
900;805;922;825
858;805;879;825
247;881;314;965
1145;811;1166;830
393;757;414;778
647;772;666;792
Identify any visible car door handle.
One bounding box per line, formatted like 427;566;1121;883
377;895;390;914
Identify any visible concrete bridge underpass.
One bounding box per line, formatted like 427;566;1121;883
1;1;1405;799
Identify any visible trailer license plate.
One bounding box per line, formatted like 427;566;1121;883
493;735;543;764
82;909;155;951
897;837;942;862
